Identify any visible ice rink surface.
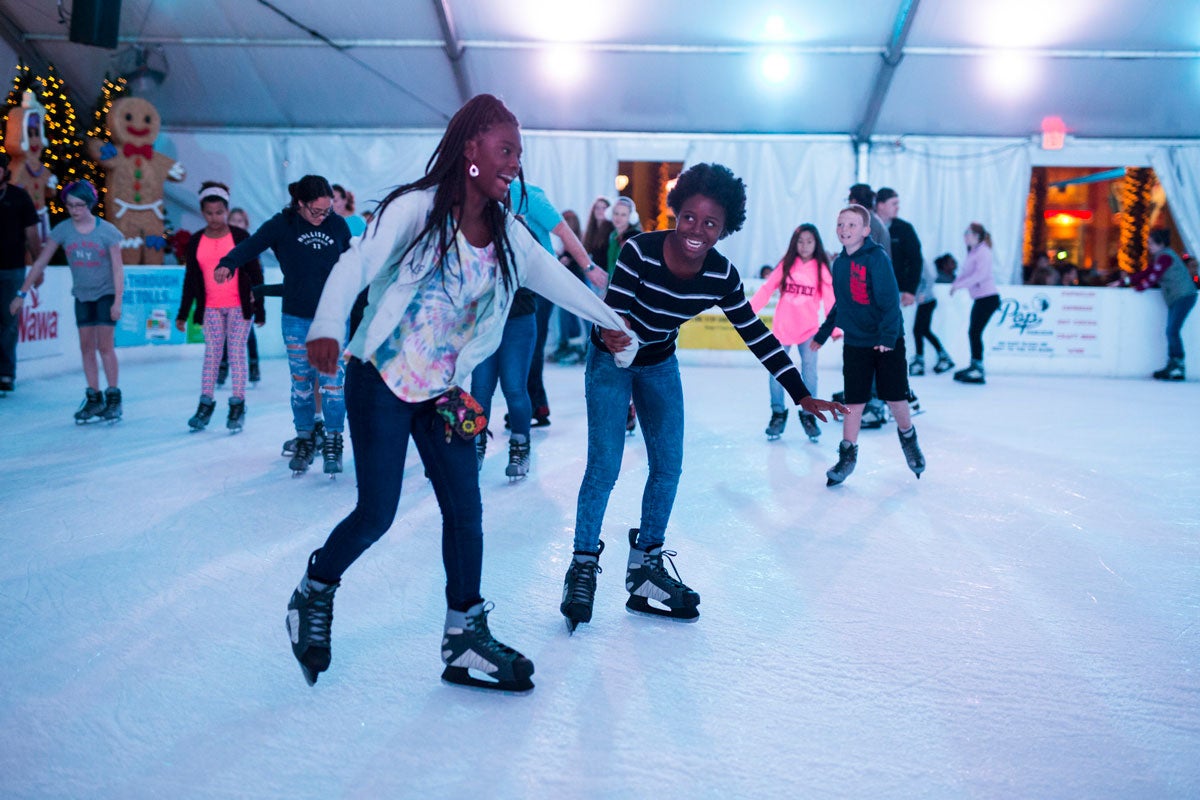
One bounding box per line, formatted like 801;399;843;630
2;348;1197;799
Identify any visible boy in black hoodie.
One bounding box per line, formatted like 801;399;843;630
812;205;925;486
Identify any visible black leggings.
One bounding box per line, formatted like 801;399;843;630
968;294;1001;361
912;300;944;357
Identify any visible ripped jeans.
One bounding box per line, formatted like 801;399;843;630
281;312;346;434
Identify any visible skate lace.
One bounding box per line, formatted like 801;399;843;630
566;559;602;604
323;433;343;458
509;440;530;463
646;549;688;591
295;436;315;459
464;602;520;660
304;584;335;646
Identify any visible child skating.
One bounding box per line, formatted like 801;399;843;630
811;205;925;486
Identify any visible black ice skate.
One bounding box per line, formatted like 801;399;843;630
441;601;534;693
289;431;316;476
248;360;261;384
561;540;604;634
100;387;122;423
282;420;324;457
954;360;986;384
906;388;921;415
286;562;339;686
860;398;888;429
322;431;344;477
0;376;12;396
826;440;858;486
798;410;821;442
898;426;925;478
1152;357;1185;381
475;434;487;471
933;352;955;374
226;397;245;433
216;360;228;387
765;410;787;440
624;529;700;622
505;433;530;480
626;402;637;436
909;355;925;376
188;397;216;431
74;388;106;424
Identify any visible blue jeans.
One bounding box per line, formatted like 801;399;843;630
470;312;537;437
573;347;684;553
769;339;818;412
526;295;553;410
309;358;484;610
1166;294;1197;360
281;312;346;433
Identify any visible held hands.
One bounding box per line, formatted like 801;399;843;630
901;292;916;307
214;266;232;284
598;325;632;353
799;395;850;423
307;337;342;376
809;340;822;351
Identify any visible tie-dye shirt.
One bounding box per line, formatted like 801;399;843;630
371;230;498;401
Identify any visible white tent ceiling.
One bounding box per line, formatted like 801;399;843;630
1;0;1197;140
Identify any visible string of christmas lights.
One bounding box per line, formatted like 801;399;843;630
1117;167;1153;275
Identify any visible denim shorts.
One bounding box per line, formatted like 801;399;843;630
75;294;117;328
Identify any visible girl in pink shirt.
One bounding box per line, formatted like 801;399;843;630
750;223;836;441
176;182;264;430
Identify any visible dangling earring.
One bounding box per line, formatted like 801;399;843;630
468;163;480;178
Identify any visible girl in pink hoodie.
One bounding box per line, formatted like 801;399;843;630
949;222;1001;384
750;223;836;440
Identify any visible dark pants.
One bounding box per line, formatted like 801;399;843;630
470;311;536;437
0;270;22;379
912;300;944;357
526;295;553;411
968;294;1001;361
309;358;484;611
1166;294;1197;360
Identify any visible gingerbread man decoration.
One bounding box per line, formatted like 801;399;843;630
3;90;56;245
88;95;185;265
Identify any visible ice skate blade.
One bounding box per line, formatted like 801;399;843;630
625;596;699;622
298;663;320;686
564;617;581;635
826;476;845;487
766;433;781;441
441;666;534;695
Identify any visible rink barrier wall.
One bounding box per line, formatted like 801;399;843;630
13;275;1197;382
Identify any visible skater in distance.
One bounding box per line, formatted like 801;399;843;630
10;180;125;423
811;205;925;487
560;162;847;633
292;93;638;692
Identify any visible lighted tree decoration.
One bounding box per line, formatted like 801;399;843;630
1023;169;1047;267
2;62;109;221
84;75;129;219
1117;167;1153;275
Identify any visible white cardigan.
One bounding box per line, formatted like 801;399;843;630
307;188;637;387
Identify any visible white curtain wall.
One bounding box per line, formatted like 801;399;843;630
1149;145;1200;258
869;137;1033;284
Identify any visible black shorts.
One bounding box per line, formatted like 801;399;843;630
75;294;117;328
842;338;909;404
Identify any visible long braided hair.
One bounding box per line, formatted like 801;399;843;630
776;223;830;298
373;94;519;293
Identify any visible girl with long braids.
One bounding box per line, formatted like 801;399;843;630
286;94;637;693
749;223;835;442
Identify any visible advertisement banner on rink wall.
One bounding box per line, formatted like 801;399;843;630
115;267;187;347
14;267;71;361
988;287;1104;359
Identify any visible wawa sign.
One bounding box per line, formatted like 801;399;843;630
15;269;68;361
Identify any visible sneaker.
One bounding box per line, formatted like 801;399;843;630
933;353;955;374
825;440;858;486
561;541;604;633
765;410;787;440
624;529;700;621
286;561;339;686
188;397;217;430
898;426;925;478
441;601;535;693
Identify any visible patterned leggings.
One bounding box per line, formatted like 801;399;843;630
202;307;252;398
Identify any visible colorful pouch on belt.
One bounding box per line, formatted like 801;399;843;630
434;387;488;443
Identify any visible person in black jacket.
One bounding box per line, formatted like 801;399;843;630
176;182;265;431
215;175;351;474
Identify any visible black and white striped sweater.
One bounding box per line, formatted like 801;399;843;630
591;230;811;404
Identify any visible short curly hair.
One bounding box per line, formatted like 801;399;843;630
666;162;747;239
